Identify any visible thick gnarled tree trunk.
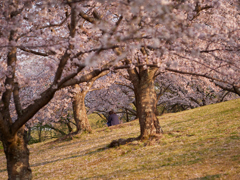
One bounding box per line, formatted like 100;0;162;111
71;71;108;134
1;127;32;180
135;73;162;139
0;3;111;179
127;65;162;140
72;84;92;134
0;41;32;180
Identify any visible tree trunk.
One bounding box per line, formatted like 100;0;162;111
2;127;32;180
38;125;42;142
72;85;92;133
66;121;73;133
136;74;162;139
127;66;163;140
125;108;129;122
25;127;31;144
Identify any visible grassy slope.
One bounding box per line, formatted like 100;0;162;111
0;99;240;180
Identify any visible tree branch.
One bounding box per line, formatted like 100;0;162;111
79;10;96;24
2;42;17;108
11;87;57;135
190;2;213;21
115;82;134;91
0;112;12;140
19;46;55;56
166;68;240;89
214;82;240;96
58;64;86;88
13;82;23;116
38;14;71;29
44;124;66;135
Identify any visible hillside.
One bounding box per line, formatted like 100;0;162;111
0;99;240;180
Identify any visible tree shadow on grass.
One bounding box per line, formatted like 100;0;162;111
190;174;223;180
82;172;224;180
0;145;108;173
0;135;128;173
30;135;144;169
30;144;108;168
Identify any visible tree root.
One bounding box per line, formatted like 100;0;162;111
108;134;162;148
141;134;162;146
108;137;139;148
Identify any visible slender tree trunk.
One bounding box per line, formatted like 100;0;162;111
25;127;31;144
125;108;129;122
38;125;42;142
66;121;73;133
71;72;108;134
72;85;92;133
2;127;32;180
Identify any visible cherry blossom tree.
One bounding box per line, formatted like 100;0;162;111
91;0;240;141
155;73;238;114
164;0;240;96
0;1;122;179
86;72;136;123
70;70;111;134
31;88;74;135
1;0;239;179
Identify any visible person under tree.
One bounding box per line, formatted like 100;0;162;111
107;110;120;126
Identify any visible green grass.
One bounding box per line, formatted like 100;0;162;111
88;113;106;129
0;99;240;179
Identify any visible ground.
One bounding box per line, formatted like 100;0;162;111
0;99;240;179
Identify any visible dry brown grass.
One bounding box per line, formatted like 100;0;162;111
0;99;240;179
